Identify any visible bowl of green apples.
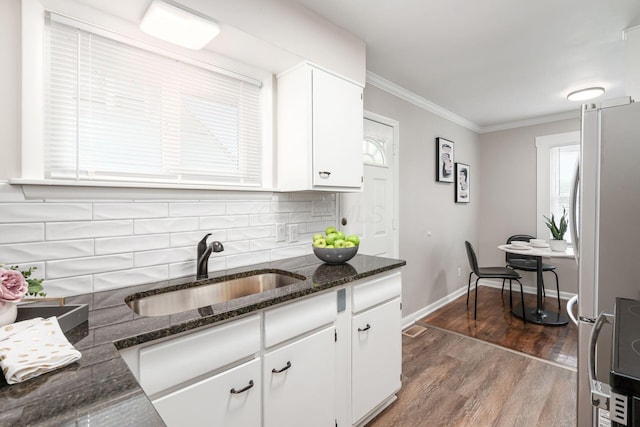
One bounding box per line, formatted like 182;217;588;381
312;226;360;265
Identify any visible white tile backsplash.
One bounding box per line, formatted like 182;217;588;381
46;220;133;240
169;202;225;217
199;215;250;230
0;240;94;263
134;217;198;235
0;203;92;223
46;254;134;279
0;186;336;296
93;265;169;291
0;223;44;244
170;230;227;248
227;226;272;242
95;234;170;255
134;247;193;268
93;203;168;220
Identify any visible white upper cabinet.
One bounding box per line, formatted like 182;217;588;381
277;62;364;191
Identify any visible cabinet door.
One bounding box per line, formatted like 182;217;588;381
312;67;363;189
352;298;402;423
152;358;261;427
264;326;336;427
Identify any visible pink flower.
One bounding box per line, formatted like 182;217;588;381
0;268;28;303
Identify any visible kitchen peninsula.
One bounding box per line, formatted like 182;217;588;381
0;254;405;426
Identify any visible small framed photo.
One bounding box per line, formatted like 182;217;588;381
436;137;454;182
455;163;470;203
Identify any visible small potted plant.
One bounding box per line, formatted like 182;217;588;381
544;208;568;252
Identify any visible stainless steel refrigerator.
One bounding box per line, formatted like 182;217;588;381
571;98;640;426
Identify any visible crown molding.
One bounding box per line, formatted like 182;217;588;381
477;110;581;133
366;70;581;134
365;71;481;133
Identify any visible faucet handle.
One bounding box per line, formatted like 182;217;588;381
198;233;212;254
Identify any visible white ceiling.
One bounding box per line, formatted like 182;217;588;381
285;0;640;131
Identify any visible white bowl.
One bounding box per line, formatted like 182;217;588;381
529;238;545;245
511;241;528;247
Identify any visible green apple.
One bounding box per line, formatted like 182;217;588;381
336;231;346;240
326;244;334;248
312;233;323;242
313;238;327;248
334;239;346;248
345;241;355;248
346;234;360;246
325;232;339;245
325;226;337;236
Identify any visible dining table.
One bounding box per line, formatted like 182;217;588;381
498;243;575;326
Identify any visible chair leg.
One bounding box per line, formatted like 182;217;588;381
552;270;560;310
509;279;513;307
466;272;474;306
474;278;480;320
501;278;505;294
516;279;526;325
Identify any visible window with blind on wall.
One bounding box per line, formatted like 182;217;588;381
44;13;264;187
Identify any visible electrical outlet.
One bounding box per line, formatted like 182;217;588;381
288;224;299;242
457;266;462;277
276;223;286;242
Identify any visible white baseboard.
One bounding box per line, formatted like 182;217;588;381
401;279;576;330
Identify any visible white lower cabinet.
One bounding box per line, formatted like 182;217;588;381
351;272;402;425
120;273;403;427
351;298;402;423
152;358;261;427
264;326;336;427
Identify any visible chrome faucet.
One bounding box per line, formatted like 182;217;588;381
196;233;224;280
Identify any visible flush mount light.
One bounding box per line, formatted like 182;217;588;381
140;0;220;50
567;87;605;102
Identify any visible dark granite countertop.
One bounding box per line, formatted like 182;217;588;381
0;254;405;426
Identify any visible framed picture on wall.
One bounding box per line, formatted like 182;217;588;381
455;163;470;203
436;137;454;182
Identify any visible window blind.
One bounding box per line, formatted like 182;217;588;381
45;13;263;186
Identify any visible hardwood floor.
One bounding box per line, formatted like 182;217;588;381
418;285;578;369
368;326;577;426
367;285;578;426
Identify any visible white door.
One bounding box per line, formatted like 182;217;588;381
340;112;398;257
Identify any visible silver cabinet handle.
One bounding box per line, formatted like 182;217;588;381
318;171;331;178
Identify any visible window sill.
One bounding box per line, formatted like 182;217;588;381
9;179;277;200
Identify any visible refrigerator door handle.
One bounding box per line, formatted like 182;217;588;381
588;311;614;411
569;162;580;264
566;295;579;326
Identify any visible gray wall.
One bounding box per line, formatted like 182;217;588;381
477;118;580;294
364;84;479;319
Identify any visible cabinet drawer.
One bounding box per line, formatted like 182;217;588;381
264;291;337;348
352;272;401;313
139;315;260;396
153;358;261;427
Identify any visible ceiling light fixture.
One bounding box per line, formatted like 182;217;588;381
567;87;605;102
140;0;220;50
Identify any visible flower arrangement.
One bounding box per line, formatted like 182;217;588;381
544;208;568;241
0;265;46;302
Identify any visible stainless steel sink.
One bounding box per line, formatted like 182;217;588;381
126;271;305;317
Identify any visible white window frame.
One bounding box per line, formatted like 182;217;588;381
535;131;580;241
19;0;274;191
